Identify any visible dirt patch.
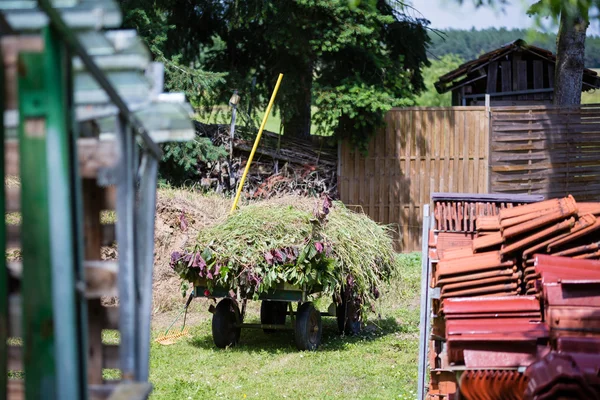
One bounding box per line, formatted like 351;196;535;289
152;190;232;312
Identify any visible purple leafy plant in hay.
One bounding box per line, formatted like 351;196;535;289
179;212;188;231
246;270;263;286
170;251;181;269
184;252;193;267
285;247;298;262
264;251;274;265
315;242;324;254
274;249;286;263
191;252;206;269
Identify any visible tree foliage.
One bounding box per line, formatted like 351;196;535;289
119;0;227;109
119;0;431;150
120;1;229;184
160;137;228;187
415;54;464;106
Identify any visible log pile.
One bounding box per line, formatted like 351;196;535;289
432;195;600;299
195;122;338;198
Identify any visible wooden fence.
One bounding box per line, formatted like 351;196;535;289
338;107;490;251
338;104;600;252
490;104;600;200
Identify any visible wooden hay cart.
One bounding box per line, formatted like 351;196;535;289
194;279;359;351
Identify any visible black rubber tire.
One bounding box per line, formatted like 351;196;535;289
294;302;322;351
212;298;241;348
336;294;361;336
260;301;288;333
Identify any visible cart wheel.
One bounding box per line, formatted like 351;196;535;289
260;301;287;334
336;293;361;336
294;302;322;351
212;298;241;348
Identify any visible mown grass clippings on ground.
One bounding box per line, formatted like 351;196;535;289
148;252;421;400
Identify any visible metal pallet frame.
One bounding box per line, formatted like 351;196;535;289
1;1;164;398
416;193;548;400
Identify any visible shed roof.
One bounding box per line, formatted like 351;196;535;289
435;39;600;94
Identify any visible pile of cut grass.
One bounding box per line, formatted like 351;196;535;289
170;197;398;311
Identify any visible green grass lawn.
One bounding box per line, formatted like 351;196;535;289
147;253;422;400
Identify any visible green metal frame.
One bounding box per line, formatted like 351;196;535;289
0;33;7;400
18;26;83;400
2;1;187;397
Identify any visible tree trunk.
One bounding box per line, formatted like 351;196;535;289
554;8;589;105
283;61;312;139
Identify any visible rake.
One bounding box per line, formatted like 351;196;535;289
155;292;195;345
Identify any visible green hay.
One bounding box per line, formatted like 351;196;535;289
196;203;312;267
171;199;398;310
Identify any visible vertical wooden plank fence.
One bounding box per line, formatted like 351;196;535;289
338;107;490;251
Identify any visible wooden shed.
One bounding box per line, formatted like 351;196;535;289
435;39;600;106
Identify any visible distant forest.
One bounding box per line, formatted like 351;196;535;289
429;28;600;68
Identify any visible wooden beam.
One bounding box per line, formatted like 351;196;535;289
1;36;44;110
8;345;21;371
6;223;115;249
533;60;544;100
6;380;142;400
6;345;121;388
8;380;23;400
511;52;521;92
486;61;498;94
517;60;528;100
445;73;487;93
464;88;553;100
7;261;117;298
4;138;117;178
103;344;119;370
501;61;512;92
5;185;116;213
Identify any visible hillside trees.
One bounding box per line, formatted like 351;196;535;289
459;0;600;106
429;28;600;67
119;0;431;149
415;54;464;106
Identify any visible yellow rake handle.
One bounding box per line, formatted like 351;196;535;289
230;73;284;214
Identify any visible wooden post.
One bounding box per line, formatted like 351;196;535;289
0;36;6;400
83;179;104;385
229;90;240;162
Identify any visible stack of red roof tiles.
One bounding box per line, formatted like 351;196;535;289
426;195;600;400
431;196;600;298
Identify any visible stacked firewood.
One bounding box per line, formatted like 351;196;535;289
433;195;600;299
195;122;338;198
